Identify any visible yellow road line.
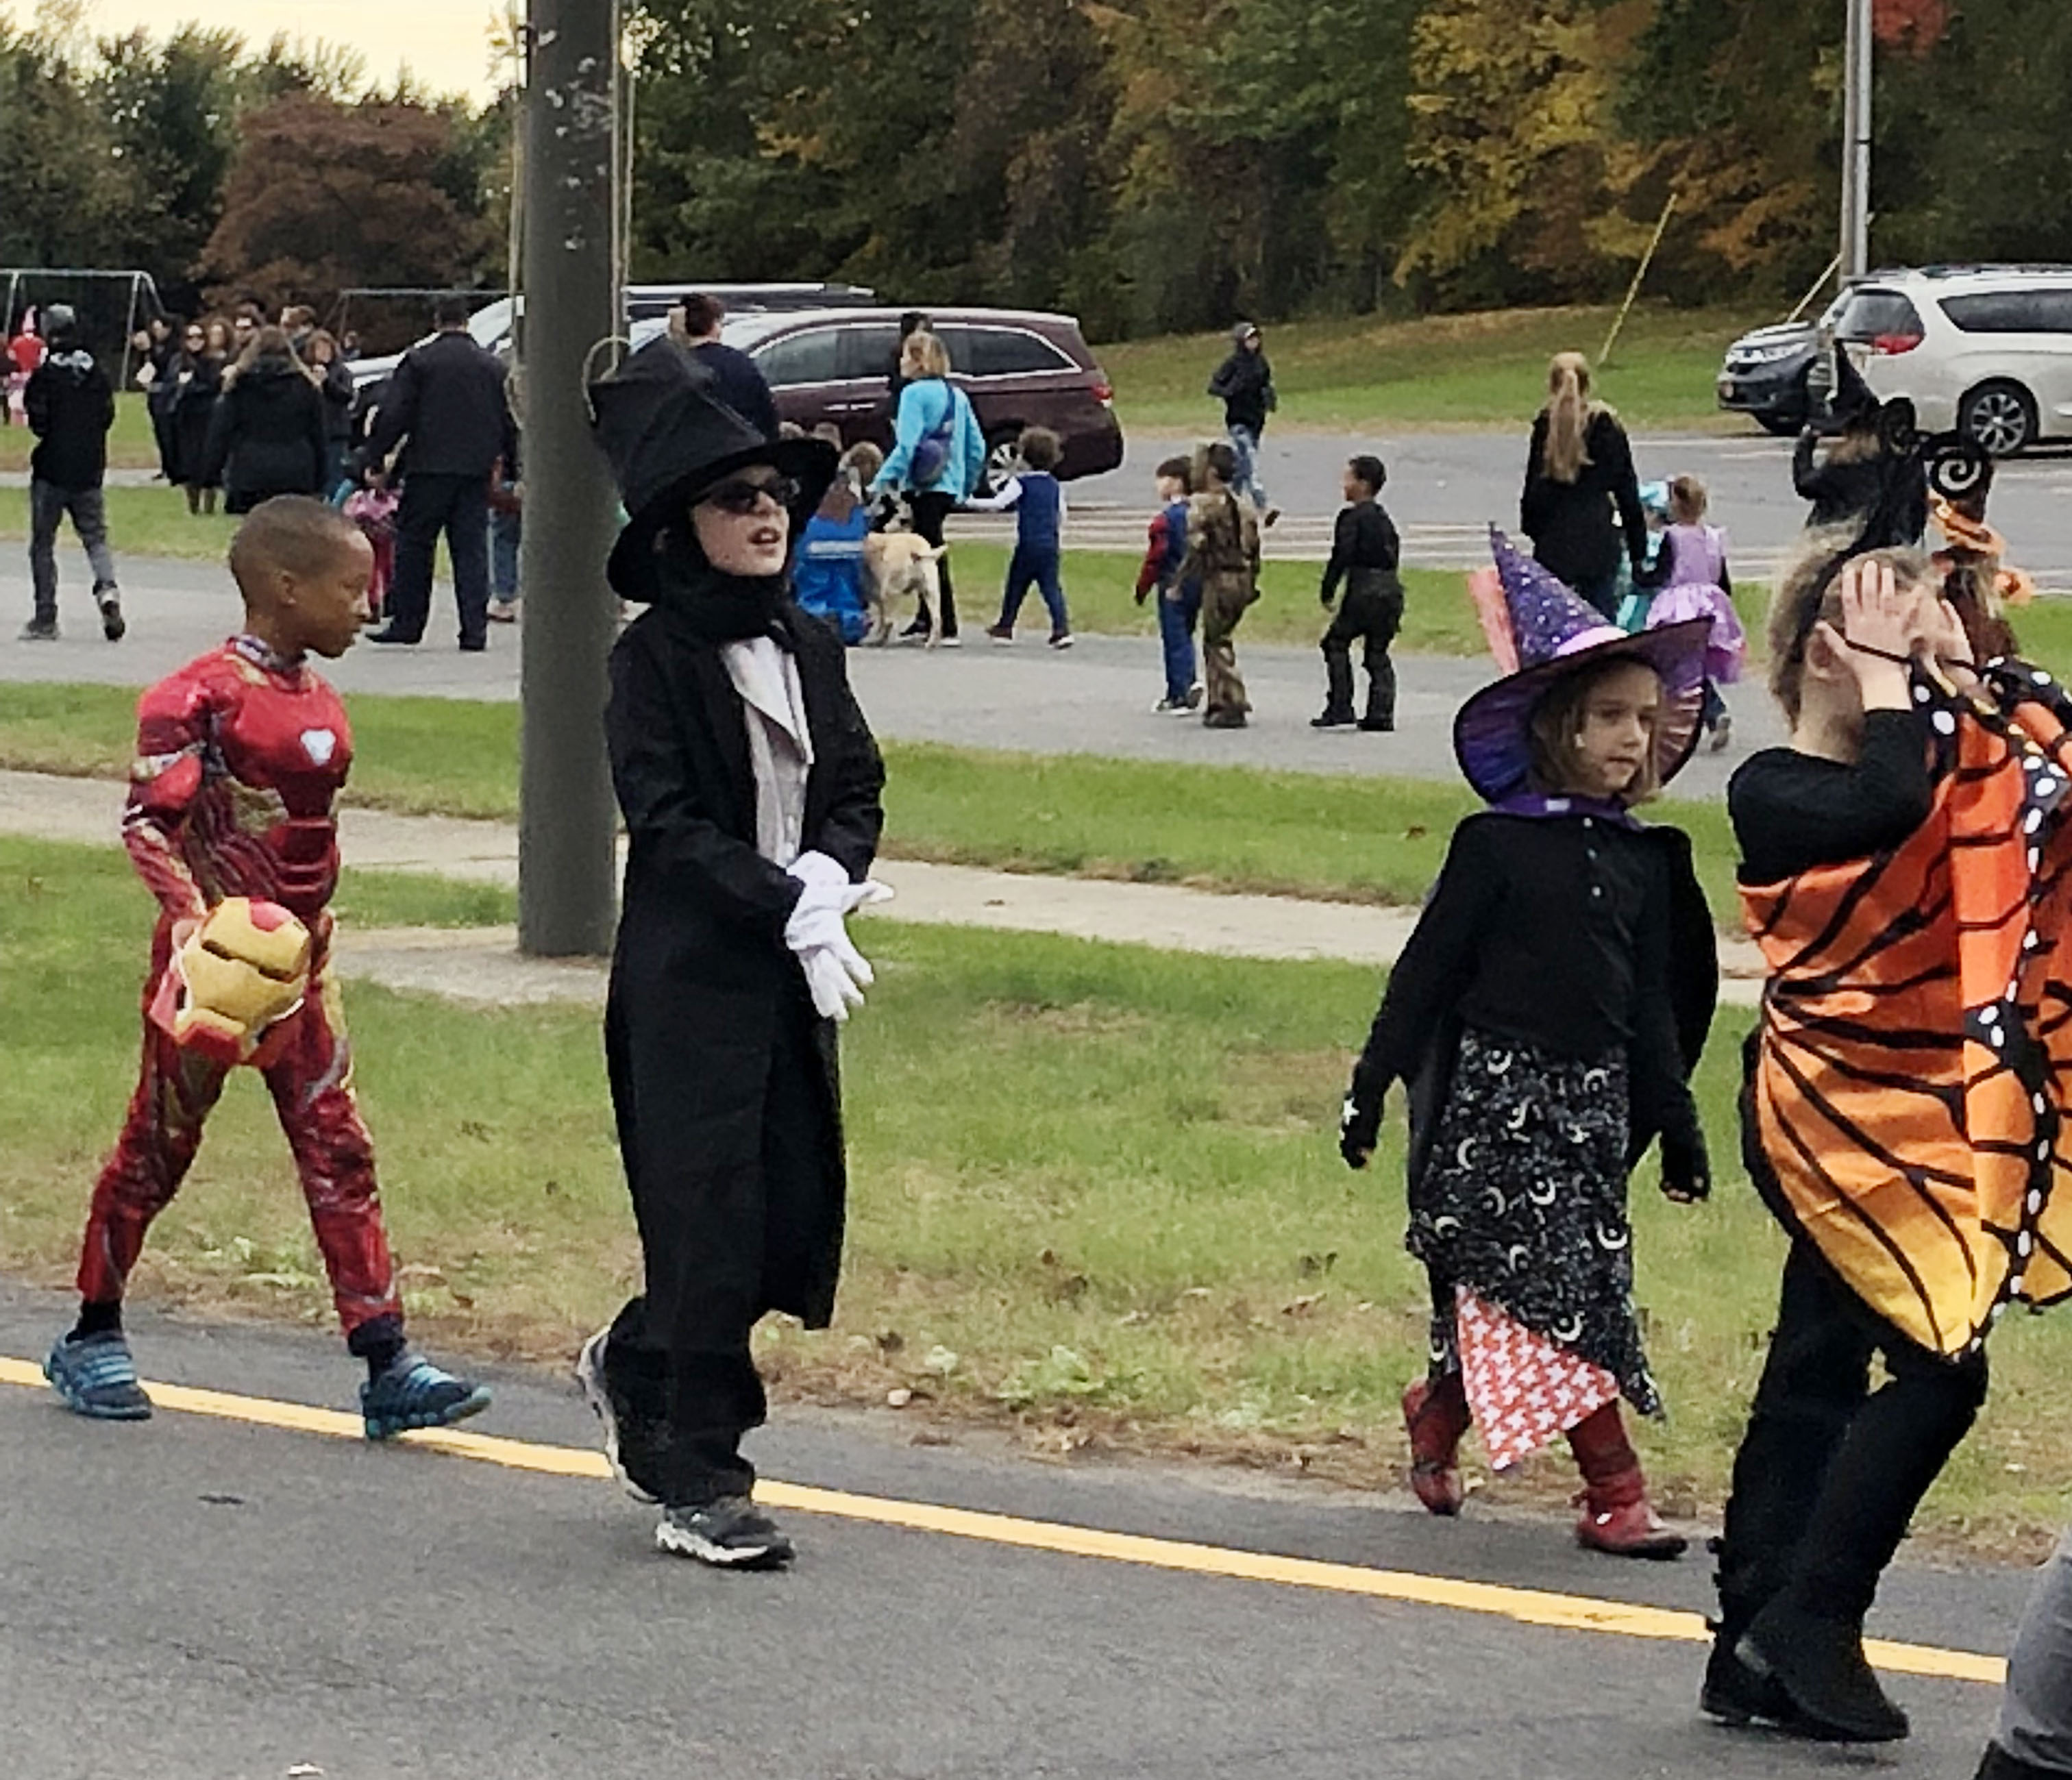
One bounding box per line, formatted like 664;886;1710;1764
0;1355;2007;1686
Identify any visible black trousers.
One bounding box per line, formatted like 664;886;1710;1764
910;491;958;638
602;992;839;1507
386;471;491;645
1320;573;1403;724
1716;1241;1989;1634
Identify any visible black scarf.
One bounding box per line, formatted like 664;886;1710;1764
648;529;789;643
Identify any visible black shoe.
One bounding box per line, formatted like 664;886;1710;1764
1740;1599;1909;1743
1357;717;1395;732
95;585;125;642
1311;710;1357;730
365;629;421;645
458;636;487;653
18;618;58;642
1699;1626;1800;1729
574;1328;669;1505
655;1496;795;1568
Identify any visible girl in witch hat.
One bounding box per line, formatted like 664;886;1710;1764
1340;528;1717;1558
576;340;891;1570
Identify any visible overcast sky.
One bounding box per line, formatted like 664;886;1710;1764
76;0;510;101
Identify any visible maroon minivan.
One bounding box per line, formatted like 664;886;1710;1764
719;306;1124;482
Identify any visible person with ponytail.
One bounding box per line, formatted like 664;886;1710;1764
1521;352;1652;620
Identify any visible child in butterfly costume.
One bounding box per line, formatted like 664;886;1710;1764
1340;530;1717;1559
45;497;488;1442
1708;543;2072;1746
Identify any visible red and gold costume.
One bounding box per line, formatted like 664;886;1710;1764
78;636;401;1336
1744;663;2072;1355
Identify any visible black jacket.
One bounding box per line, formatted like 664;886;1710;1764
204;356;329;513
24;347;114;489
1208;348;1275;434
605;569;885;1342
169;353;224;488
360;328;515;479
1521;408;1650;592
314;356;356;445
1792;430;1929;547
689;340;780;441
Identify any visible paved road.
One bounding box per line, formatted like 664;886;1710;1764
0;552;1782;803
0;1275;2026;1779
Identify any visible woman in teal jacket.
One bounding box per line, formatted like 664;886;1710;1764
872;330;986;642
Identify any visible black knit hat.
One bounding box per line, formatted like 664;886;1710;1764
588;339;835;597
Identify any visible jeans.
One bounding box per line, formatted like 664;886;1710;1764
1227;424;1268;511
1715;1241;1988;1636
997;543;1068;635
1995;1530;2072;1775
490;507;521;604
386;471;492;645
28;479;119;624
1320;573;1404;726
1157;581;1200;702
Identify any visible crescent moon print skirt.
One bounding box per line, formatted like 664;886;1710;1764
1407;1026;1660;1425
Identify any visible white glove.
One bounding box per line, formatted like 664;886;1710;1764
785;851;893;1022
800;945;867;1023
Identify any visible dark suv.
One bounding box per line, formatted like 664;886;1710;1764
718;306;1124;482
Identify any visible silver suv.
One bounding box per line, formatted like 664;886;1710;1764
1842;266;2072;455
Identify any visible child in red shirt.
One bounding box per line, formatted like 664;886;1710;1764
46;497;489;1440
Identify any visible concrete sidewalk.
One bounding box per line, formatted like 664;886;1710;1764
0;767;1766;1006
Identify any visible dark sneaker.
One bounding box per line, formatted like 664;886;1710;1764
1263;507;1283;529
95;585;125;642
1739;1598;1909;1743
18;619;58;642
360;1352;491;1440
1152;696;1188;714
1311;710;1356;729
1184;682;1205;710
1709;714;1734;754
1048;631;1074;650
984;623;1014;644
574;1327;668;1504
1357;717;1396;733
45;1330;152;1420
655;1496;795;1569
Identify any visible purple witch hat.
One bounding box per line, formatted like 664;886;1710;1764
1453;528;1712;804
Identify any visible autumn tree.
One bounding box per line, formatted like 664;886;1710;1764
197;92;494;312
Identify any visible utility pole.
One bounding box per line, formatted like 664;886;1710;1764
515;0;621;957
1840;0;1873;282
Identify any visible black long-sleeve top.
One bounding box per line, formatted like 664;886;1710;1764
1349;812;1706;1171
1520;408;1649;591
1729;709;1934;885
1320;497;1401;602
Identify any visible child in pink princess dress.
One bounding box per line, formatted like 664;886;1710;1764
1646;475;1747;752
342;484;399;622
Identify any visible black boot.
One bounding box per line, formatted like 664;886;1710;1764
1701;1620;1799;1729
1740;1596;1908;1743
1315;645;1355;728
1977;1742;2064;1780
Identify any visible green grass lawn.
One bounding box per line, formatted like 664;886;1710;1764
0;391;162;473
2;832;2065;1542
1100;304;1771;434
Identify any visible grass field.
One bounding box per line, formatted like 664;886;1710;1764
0;393;161;474
2;832;2065;1544
1099;304;1770;434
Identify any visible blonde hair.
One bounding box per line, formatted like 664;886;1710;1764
1668;475;1707;524
1766;532;1935;724
1527;655;1664;803
1542;351;1599;483
902;330;951;381
839;440;884;484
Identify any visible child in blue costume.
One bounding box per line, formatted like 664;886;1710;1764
975;426;1072;648
793;443;878;644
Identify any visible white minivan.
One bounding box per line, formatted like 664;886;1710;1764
1840;266;2072;455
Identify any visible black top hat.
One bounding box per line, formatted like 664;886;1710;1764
1823;343;1884;434
588;339;837;596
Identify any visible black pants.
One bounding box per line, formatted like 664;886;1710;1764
1320;573;1403;725
1716;1241;1988;1635
602;993;839;1507
386;471;491;645
909;491;957;638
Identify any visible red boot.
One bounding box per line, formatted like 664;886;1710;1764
1403;1373;1470;1516
1567;1402;1688;1559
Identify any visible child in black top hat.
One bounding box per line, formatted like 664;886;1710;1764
578;341;889;1569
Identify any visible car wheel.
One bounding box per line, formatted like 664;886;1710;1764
1755;411;1801;437
985;430;1023;489
1959;381;2037;456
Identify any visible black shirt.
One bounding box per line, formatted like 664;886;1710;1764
1320;498;1401;602
1350;812;1703;1167
1520;409;1649;592
1729;710;1934;885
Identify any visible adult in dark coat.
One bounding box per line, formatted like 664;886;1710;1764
166;319;225;510
1520;351;1652;619
202;326;328;515
671;290;780;441
357;293;516;650
578;342;887;1570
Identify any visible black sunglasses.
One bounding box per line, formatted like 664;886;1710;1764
699;475;799;516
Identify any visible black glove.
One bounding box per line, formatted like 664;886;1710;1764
1660;1125;1711;1203
1340;1091;1381;1170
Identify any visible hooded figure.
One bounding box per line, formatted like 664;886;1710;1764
1792;345;1928;547
21;304;123;642
579;339;889;1570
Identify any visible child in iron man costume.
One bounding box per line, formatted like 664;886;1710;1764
45;496;490;1440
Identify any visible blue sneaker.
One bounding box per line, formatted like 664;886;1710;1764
45;1330;153;1420
360;1352;491;1440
